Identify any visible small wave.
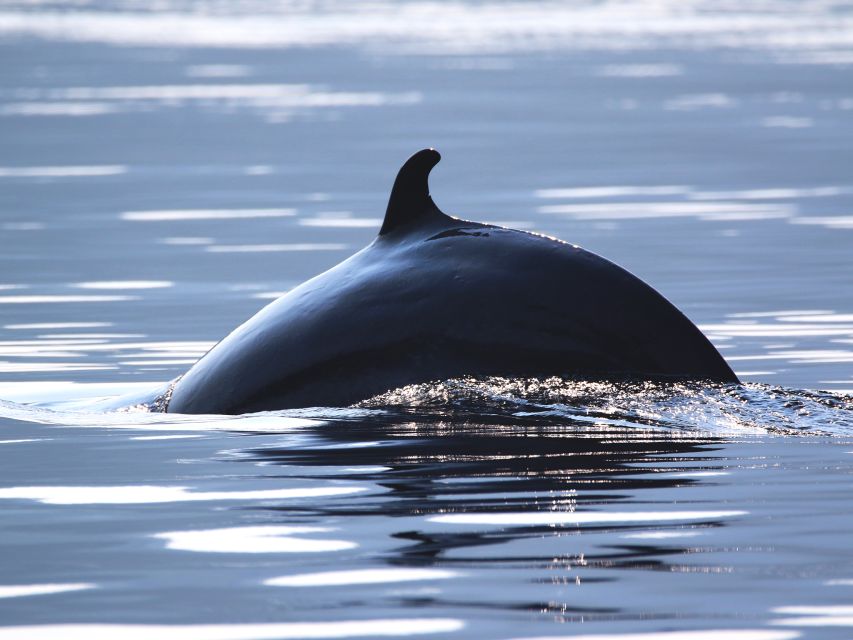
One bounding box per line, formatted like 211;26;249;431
359;377;853;436
2;377;851;437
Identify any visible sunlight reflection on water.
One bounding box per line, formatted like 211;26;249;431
1;0;852;637
0;620;466;640
156;526;357;553
0;484;366;505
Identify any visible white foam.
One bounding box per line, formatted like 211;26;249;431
0;583;94;599
0;619;465;639
0;485;365;505
122;208;294;221
429;510;746;526
156;526;356;554
265;568;458;587
0;165;125;177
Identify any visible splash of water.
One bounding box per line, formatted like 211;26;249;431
1;377;851;437
359;377;853;436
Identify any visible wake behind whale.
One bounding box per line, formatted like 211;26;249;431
163;149;737;414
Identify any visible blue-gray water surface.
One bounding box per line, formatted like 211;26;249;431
1;2;853;638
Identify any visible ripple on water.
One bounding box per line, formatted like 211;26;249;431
2;83;422;123
0;619;465;640
702;310;853;387
772;605;853;627
533;182;851;228
299;216;383;228
0;484;365;505
428;509;746;526
265;568;458;587
0;332;212;377
2;373;851;436
509;631;799;640
0;584;94;599
0;2;850;57
0;165;126;177
72;281;173;290
790;215;853;229
3;322;111;330
121;208;295;221
359;377;853;435
205;243;348;253
155;526;357;553
0;295;138;304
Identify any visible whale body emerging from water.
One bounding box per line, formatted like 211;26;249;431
166;149;737;414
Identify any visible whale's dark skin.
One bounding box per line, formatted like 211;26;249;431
166;149;737;414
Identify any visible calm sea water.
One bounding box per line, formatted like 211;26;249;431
2;2;853;638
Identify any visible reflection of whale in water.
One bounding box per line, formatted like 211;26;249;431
240;406;735;597
166;149;737;415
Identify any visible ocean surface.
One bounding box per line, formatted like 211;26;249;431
1;1;853;638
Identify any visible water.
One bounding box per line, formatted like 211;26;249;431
1;1;853;638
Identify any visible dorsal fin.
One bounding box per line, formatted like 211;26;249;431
379;148;451;236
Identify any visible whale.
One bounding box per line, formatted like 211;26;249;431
165;149;738;414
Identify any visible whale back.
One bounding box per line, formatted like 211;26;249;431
166;151;737;414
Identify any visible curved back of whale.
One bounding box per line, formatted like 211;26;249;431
166;150;737;414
